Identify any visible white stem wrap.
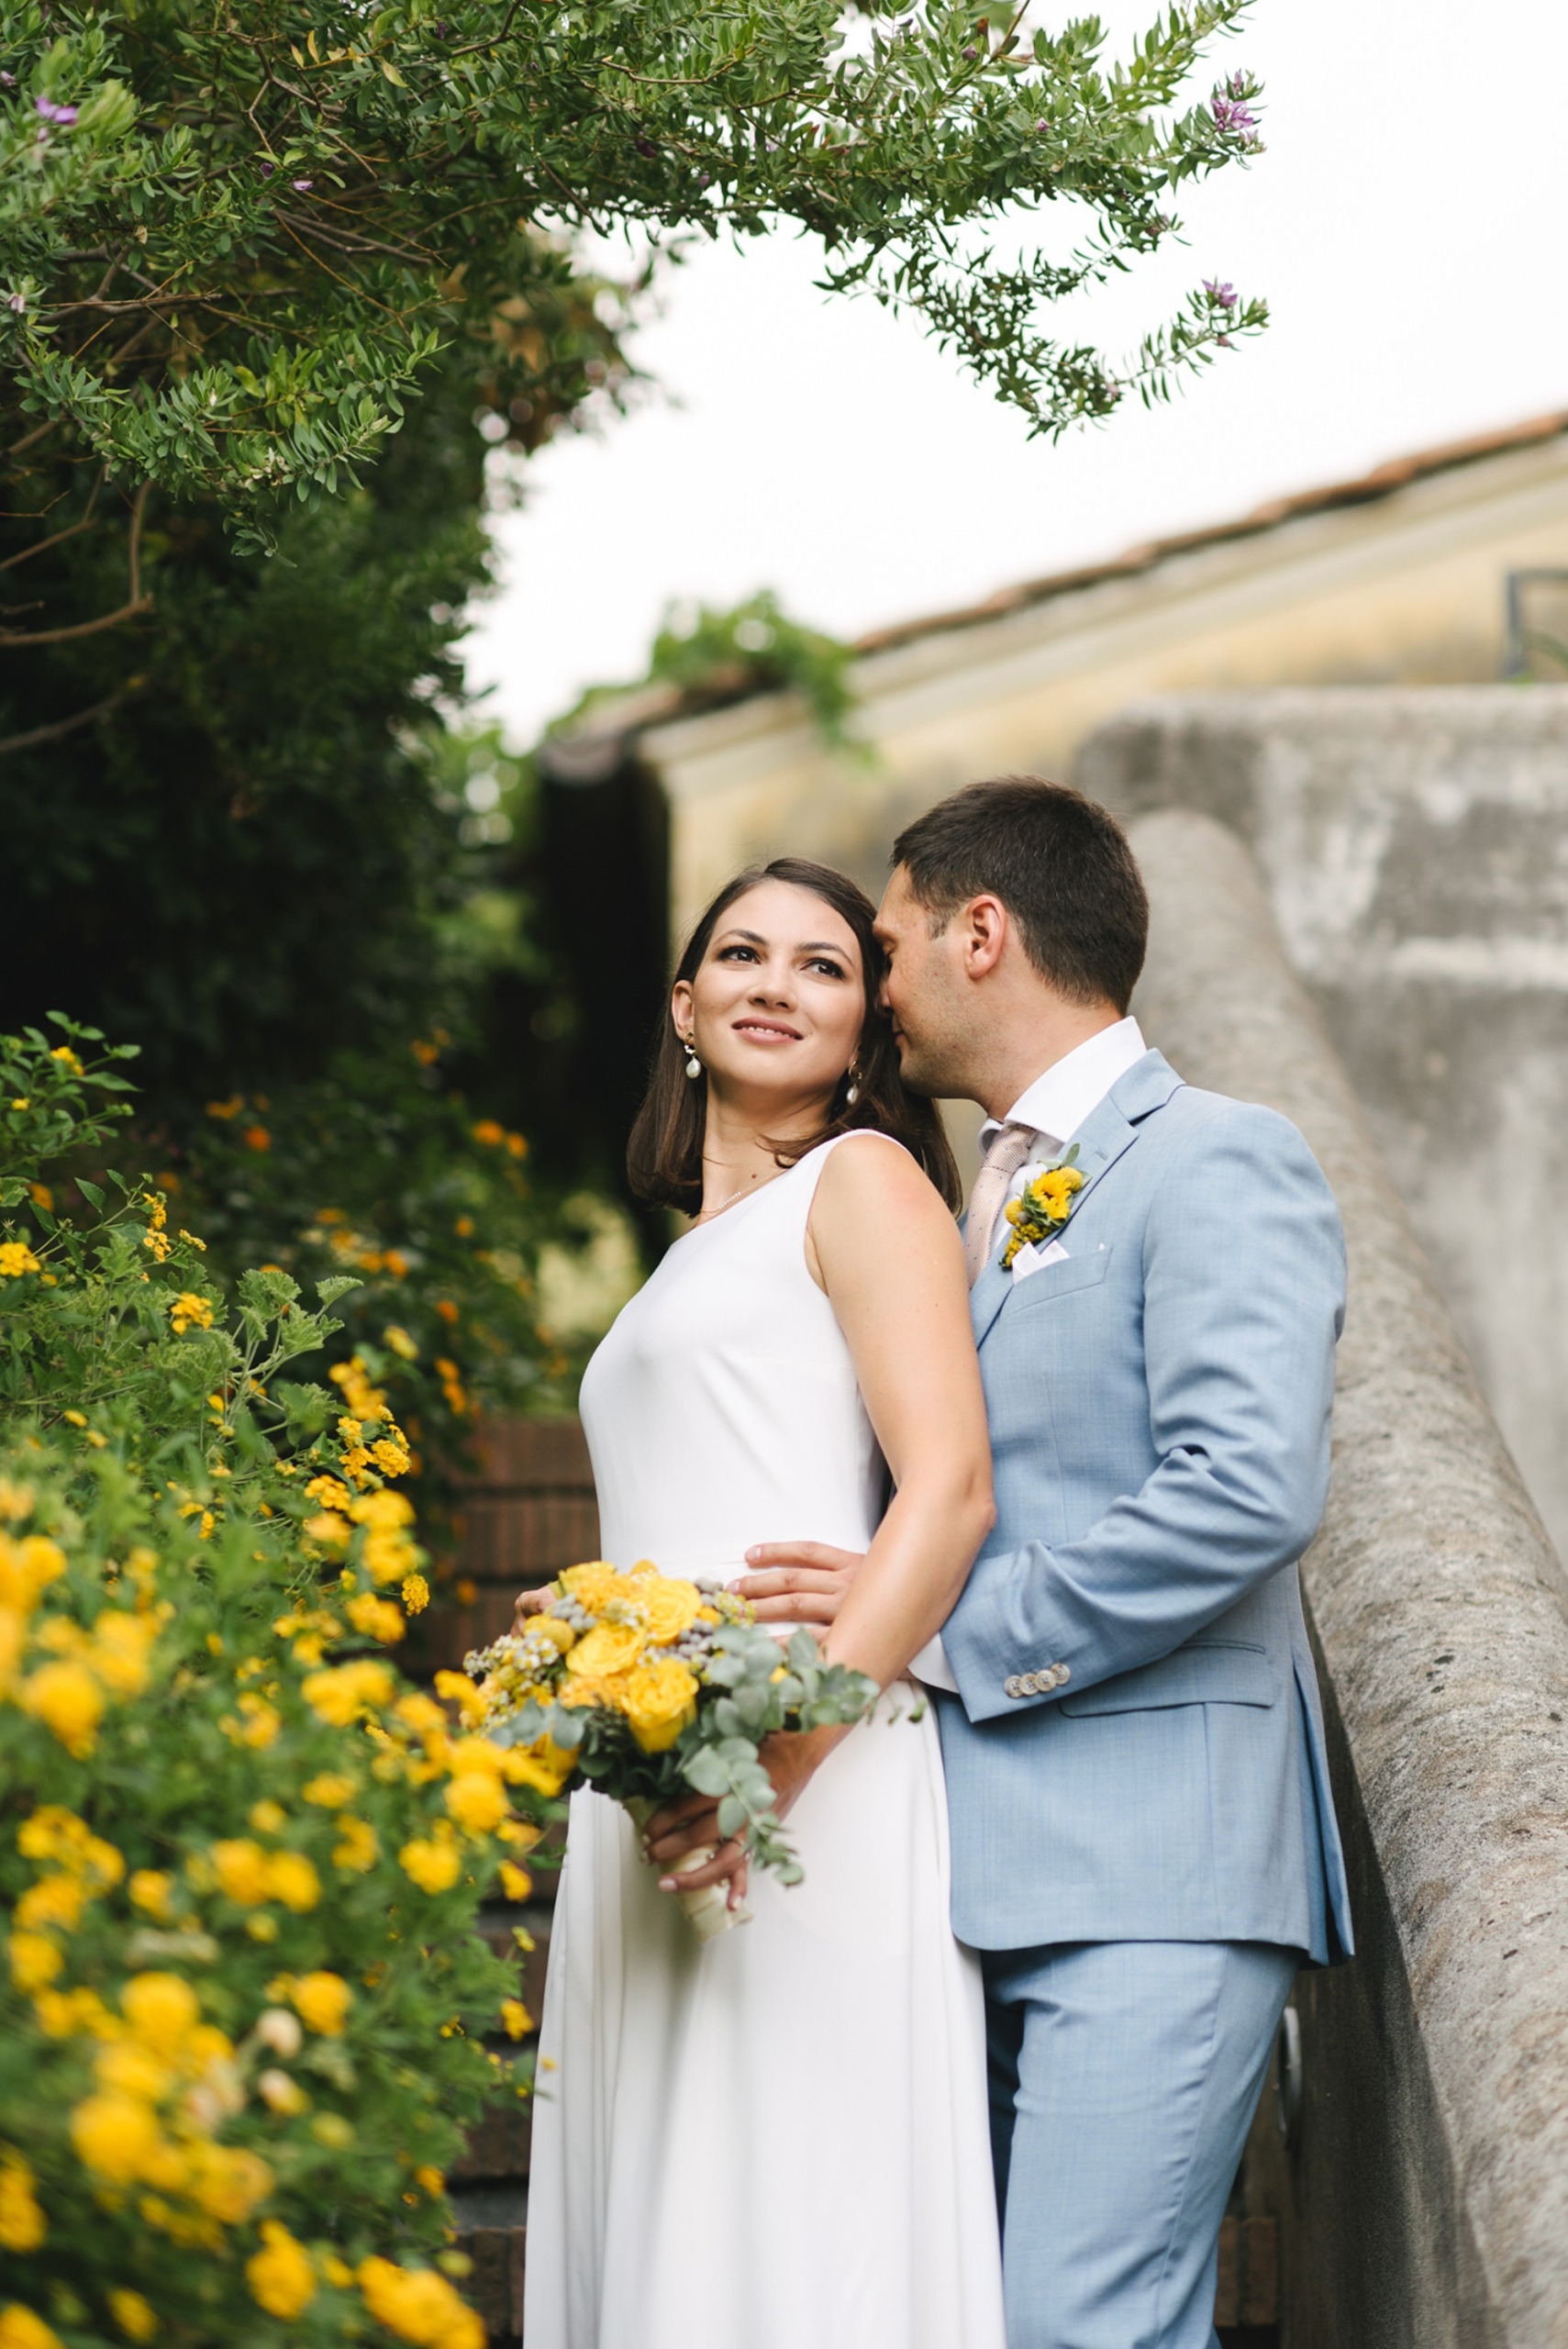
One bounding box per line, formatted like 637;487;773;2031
625;1799;752;1938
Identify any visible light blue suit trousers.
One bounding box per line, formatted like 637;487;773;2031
984;1939;1296;2349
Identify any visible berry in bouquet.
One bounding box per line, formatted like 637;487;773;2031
458;1561;882;1939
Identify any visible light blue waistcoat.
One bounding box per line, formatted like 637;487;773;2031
937;1050;1353;1965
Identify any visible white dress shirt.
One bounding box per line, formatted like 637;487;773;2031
981;1016;1150;1208
913;1016;1149;1694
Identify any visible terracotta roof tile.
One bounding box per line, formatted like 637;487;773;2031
852;407;1568;658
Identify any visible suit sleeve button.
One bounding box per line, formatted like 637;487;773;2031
1055;1664;1071;1687
1004;1675;1022;1698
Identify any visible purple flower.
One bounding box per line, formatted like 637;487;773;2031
1216;334;1233;349
7;291;26;314
258;158;274;176
435;17;449;34
291;177;313;191
0;72;17;87
34;95;78;125
1035;117;1049;132
962;43;978;59
1203;278;1237;309
1211;92;1257;135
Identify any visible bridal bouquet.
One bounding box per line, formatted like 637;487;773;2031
459;1561;880;1938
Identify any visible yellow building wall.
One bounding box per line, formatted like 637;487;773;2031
645;432;1568;941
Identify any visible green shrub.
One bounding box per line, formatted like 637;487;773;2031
0;1023;552;2349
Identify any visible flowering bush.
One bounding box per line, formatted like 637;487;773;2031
154;1040;585;1518
0;1023;550;2347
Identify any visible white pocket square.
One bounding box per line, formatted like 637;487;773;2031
1010;1238;1069;1284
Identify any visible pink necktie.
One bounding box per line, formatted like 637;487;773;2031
963;1123;1036;1287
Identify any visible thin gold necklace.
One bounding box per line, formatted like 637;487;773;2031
693;1167;785;1225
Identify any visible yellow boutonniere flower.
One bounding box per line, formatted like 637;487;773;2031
1001;1148;1086;1268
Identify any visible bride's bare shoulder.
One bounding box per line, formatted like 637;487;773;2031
809;1129;955;1230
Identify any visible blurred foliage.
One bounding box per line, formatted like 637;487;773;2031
0;355;495;1107
562;589;862;747
1;0;1266;566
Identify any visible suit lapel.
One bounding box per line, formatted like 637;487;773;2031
969;1050;1183;1349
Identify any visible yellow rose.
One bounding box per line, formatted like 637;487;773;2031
620;1657;700;1753
444;1773;507;1836
498;1859;532;1899
530;1615;577;1653
289;1970;352;2036
563;1621;643;1681
631;1573;703;1646
500;1998;533;2039
557;1563;639;1616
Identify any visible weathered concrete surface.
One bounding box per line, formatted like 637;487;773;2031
1129;809;1568;2349
1082;688;1568;1564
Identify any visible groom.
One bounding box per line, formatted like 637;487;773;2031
741;775;1352;2349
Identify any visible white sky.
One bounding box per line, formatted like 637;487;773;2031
466;0;1568;747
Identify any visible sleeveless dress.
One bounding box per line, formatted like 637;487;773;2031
523;1131;1006;2349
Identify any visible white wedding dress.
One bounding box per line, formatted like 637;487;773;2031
523;1130;1006;2349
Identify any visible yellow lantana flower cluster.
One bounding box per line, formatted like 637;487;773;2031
328;1356;413;1489
358;2255;484;2349
1;1531;160;1757
66;1972;269;2248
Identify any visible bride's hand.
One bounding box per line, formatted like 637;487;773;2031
733;1541;863;1630
510;1585;550;1633
644;1728;838;1907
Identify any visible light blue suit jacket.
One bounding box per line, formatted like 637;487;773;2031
938;1050;1353;1965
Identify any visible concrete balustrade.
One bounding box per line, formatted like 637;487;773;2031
1130;808;1568;2349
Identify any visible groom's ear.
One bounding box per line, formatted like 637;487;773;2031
960;895;1009;982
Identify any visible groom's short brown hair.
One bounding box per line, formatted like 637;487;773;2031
891;775;1148;1014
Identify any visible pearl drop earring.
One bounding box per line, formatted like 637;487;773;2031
845;1063;863;1107
683;1036;702;1081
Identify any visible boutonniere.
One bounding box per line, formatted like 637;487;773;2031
1001;1147;1085;1269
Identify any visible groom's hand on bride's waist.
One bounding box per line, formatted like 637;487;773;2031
734;1542;864;1630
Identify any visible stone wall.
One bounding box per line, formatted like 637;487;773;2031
1079;687;1568;1564
1130;809;1568;2349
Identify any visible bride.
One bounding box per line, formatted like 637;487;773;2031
521;855;1007;2349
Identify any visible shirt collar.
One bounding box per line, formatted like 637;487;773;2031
979;1017;1148;1153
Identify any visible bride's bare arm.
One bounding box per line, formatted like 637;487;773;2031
646;1138;992;1901
804;1135;995;1687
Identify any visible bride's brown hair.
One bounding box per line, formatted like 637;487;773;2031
628;856;962;1218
